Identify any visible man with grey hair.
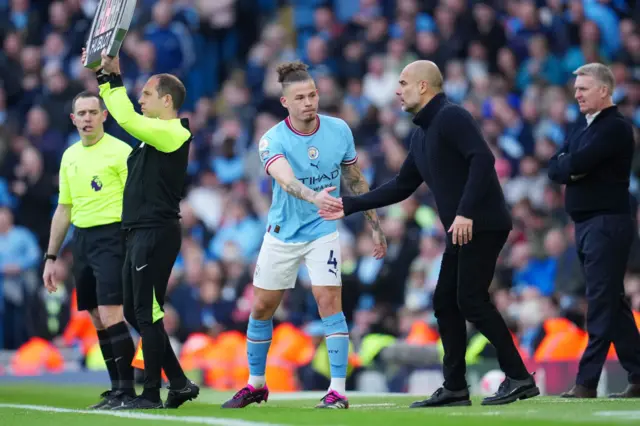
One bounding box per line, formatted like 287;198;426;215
549;62;640;399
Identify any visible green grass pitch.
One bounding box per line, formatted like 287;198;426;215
1;383;640;425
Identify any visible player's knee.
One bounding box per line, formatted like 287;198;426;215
89;308;104;330
251;287;283;320
252;298;277;320
98;305;125;328
313;287;341;318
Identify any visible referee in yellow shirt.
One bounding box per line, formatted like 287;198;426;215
82;48;199;410
42;91;137;409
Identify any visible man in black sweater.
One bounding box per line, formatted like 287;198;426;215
548;63;640;399
319;60;539;406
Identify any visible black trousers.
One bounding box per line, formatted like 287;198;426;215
123;222;186;396
433;230;529;391
574;213;640;388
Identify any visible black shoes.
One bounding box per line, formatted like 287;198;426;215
88;390;118;409
410;374;540;408
88;390;137;410
410;387;472;408
481;375;540;405
165;380;200;408
608;384;640;398
111;396;164;410
561;384;597;398
90;380;200;410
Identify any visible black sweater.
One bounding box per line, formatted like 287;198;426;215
343;93;512;232
547;105;634;222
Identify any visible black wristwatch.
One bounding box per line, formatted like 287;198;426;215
43;253;57;262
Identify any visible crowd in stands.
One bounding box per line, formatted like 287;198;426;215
1;0;640;381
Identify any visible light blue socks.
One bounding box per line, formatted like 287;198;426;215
246;316;273;389
322;312;349;395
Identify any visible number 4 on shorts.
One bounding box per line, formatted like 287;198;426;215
327;250;338;269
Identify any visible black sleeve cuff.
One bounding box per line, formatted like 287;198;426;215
342;196;357;217
96;70;124;88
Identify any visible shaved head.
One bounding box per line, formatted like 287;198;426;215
404;60;443;90
396;60;444;114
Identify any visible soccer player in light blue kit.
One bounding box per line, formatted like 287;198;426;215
222;61;387;409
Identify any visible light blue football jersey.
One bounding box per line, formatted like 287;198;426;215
258;114;358;243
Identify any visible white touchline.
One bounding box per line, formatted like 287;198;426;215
350;403;397;408
594;411;640;419
0;404;284;426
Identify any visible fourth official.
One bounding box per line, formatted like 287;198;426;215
84;48;200;410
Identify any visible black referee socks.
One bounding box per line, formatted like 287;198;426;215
106;321;136;397
97;329;119;391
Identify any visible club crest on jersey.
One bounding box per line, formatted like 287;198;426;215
308;146;319;160
259;138;269;151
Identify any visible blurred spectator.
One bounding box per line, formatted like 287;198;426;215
143;0;194;77
9;146;54;251
0;206;41;349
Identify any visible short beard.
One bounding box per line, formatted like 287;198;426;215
301;112;316;123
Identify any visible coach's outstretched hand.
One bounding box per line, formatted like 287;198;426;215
313;187;343;211
318;206;344;220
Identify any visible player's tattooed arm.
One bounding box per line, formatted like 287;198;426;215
342;162;387;258
341;163;382;232
268;156;342;210
285;179;318;203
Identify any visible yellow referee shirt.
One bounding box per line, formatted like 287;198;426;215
58;133;132;228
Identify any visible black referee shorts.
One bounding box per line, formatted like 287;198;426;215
72;222;125;311
122;222;181;329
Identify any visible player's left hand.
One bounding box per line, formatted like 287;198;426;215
448;215;473;245
100;52;121;74
372;230;387;259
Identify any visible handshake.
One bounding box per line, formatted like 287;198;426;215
310;186;346;220
309;187;387;259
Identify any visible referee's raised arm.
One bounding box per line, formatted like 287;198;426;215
81;48;200;409
84;50;190;152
